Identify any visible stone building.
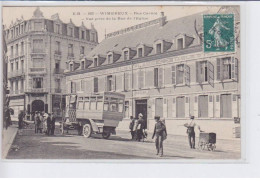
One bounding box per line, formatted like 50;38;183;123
65;8;240;139
5;8;98;121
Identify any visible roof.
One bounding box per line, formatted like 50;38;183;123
87;11;204;62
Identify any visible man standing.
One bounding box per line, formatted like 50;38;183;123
46;113;52;136
152;116;166;157
136;113;145;142
129;116;135;140
184;116;201;149
51;113;56;135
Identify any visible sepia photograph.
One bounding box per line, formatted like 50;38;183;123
1;5;241;160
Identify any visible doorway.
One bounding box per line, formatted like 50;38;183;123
135;99;147;129
220;94;232;118
31;100;44;113
176;96;185;118
198;95;208;118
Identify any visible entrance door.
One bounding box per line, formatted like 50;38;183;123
31;100;44;113
198;95;208;118
220;94;232;118
176;97;185;118
155;98;163;118
135;99;147;129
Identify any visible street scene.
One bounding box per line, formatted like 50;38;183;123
2;5;241;160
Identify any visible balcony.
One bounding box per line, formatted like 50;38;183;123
9;89;24;95
25;88;48;93
53;68;64;74
29;68;47;75
8;70;25;79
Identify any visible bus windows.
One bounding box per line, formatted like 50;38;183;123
90;97;96;110
77;101;84;110
97;96;103;111
118;100;124;113
84;101;89;110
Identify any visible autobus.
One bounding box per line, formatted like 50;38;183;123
61;92;125;139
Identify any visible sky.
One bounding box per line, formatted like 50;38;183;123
2;6;220;42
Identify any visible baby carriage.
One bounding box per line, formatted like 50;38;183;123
198;132;216;151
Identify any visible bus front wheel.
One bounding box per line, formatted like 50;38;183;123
83;124;92;138
102;132;111;139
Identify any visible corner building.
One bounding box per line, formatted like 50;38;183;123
65;9;240;139
5;8;98;121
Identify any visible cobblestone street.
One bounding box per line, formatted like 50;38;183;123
7;127;241;160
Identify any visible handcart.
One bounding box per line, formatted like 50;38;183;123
198;132;216;151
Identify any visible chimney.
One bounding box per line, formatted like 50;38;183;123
160;12;166;26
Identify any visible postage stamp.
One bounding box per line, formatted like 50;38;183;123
203;14;235;52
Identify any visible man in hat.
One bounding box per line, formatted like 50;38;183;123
129;116;136;140
184;116;201;149
50;112;56;135
46;113;52;136
152;115;166;157
136;113;145;142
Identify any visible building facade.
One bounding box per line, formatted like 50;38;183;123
65;9;240;139
5;8;98;121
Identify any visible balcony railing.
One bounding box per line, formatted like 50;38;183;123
31;49;45;53
29;68;47;75
26;88;48;93
9;89;24;95
55;50;62;55
53;68;64;74
8;70;25;78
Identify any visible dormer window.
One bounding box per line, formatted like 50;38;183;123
69;63;73;71
156;43;162;54
138;48;143;58
94;58;98;67
81;61;85;70
55;23;61;34
124;50;129;61
68;27;73;37
177;38;184;50
107;54;112;64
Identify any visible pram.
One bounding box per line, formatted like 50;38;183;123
198;132;216;151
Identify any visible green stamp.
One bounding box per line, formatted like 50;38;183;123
203;14;234;52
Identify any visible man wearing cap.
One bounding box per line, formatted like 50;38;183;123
152;116;166;157
136;113;145;141
184;116;201;149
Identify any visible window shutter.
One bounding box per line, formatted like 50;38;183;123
104;76;108;91
151;98;155;118
154;68;158;87
76;81;80;92
207;61;214;87
93;77;98;93
66;82;70;94
232;94;238;117
138;69;144;89
193;96;198;118
158;67;163;87
112;75;116;91
208;95;214;118
217;58;221;80
184;64;190;86
185;96;190;118
215;94;221;118
172;97;176;118
123;73;128;91
196;61;201;83
231;57;238;81
171;65;176;85
163;98;168;118
73;82;76;93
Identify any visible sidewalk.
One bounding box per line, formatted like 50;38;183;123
2;125;18;159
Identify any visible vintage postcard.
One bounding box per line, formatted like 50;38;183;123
2;5;241;160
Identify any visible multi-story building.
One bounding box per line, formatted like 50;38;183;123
5;8;98;121
64;8;240;139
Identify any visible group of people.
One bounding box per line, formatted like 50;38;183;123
129;113;147;142
33;112;56;136
129;113;201;157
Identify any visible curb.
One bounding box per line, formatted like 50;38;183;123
2;127;18;159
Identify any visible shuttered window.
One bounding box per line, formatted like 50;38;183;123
93;77;98;93
138;69;144;89
171;65;176;85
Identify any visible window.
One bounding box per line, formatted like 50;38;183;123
124;101;129;118
32;58;44;67
107;54;112;64
94;58;98;67
68;27;73;36
197;61;208;83
177;38;184;50
15;80;18;92
84;100;90;110
198;95;208;118
138;48;143;58
154;68;163;87
124;51;129;61
156;43;162;54
68;44;73;56
21;60;24;72
56;79;61;90
107;75;113;91
11;46;13;57
55;24;60;34
217;57;238;81
81;30;85;39
69;64;73;71
11;63;13;72
16;27;19;36
11;29;14;39
93;77;98;93
138;70;144;89
97;96;103;111
20;80;24;92
80;46;85;55
55;41;61;53
77;101;84;110
176;64;184;84
34;22;42;31
33;39;44;53
21;42;24;55
20;25;24;34
124;72;130;91
33;78;43;88
90;32;96;42
81;61;85;70
15;44;18;56
16;61;18;70
90;97;96;110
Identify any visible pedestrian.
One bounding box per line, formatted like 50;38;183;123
51;112;56;135
38;112;43;133
152;115;166;157
160;118;167;141
43;112;48;134
47;113;52;136
34;112;38;133
129;116;135;140
18;111;24;129
36;112;42;134
184;116;201;149
136;113;145;142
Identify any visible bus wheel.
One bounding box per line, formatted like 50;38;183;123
102;132;111;139
83;124;92;138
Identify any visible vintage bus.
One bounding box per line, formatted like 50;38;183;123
61;92;125;139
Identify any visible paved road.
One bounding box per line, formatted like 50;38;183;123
7;127;241;160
